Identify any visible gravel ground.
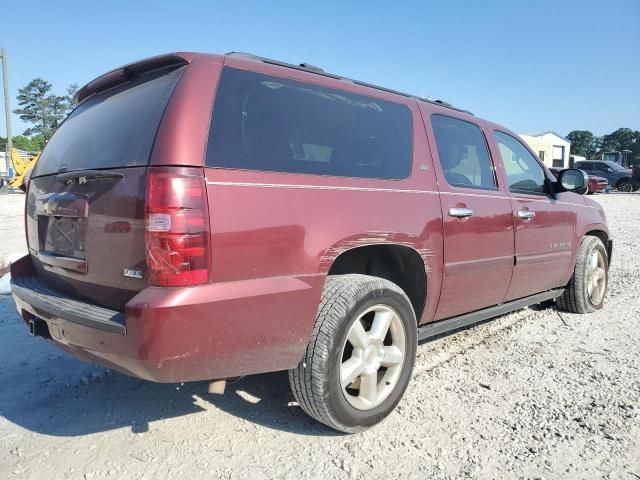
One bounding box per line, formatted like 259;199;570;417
0;194;28;267
0;192;638;480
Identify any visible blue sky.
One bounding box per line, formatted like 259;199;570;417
3;0;639;137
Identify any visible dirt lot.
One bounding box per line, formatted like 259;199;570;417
0;192;638;480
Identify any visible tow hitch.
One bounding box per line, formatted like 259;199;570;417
29;318;51;340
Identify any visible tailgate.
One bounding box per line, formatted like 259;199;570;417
26;168;147;310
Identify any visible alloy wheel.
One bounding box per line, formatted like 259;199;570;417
340;305;406;410
618;182;632;192
586;250;606;305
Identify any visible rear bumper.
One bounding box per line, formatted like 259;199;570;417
11;275;126;334
10;255;323;383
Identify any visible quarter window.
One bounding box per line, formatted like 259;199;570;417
494;131;547;195
206;68;413;179
431;115;497;189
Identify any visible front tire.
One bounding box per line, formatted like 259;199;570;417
617;179;633;192
556;236;608;313
289;274;417;433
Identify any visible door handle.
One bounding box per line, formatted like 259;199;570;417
448;207;474;218
517;210;536;220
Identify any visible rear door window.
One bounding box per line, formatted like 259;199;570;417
206;67;413;180
431;115;497;189
33;67;184;177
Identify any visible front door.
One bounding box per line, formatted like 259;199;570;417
493;131;576;301
424;113;515;320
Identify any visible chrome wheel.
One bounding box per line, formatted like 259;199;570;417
586;250;606;305
340;305;406;410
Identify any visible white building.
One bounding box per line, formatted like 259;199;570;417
519;131;571;169
0;152;7;176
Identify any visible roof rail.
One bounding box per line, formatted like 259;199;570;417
224;52;473;116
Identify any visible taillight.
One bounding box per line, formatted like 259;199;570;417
145;167;211;287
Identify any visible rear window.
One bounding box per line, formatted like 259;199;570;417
33;67;184;177
206;67;413;180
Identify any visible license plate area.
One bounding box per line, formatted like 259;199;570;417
35;192;89;271
39;216;87;258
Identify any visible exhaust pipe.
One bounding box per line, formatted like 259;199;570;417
207;379;227;395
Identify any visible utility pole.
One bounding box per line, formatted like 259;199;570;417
1;48;12;174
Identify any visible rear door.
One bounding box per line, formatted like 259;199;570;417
25;65;185;310
492;131;575;301
576;161;594;174
423;112;514;320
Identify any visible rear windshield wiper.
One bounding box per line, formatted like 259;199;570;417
56;170;125;185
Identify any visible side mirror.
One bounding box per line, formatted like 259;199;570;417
556;168;588;195
607;168;613;173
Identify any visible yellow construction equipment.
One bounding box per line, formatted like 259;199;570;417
8;147;39;191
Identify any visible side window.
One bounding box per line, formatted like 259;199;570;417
206;67;413;180
431;115;497;190
593;163;608;172
494;131;547;195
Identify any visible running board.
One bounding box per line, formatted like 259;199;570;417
418;289;564;341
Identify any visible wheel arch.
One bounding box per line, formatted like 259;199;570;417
327;244;427;322
584;228;612;264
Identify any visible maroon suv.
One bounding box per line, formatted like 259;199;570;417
11;52;612;432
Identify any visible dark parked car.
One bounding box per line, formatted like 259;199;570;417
11;52;612;432
549;167;608;194
573;160;639;192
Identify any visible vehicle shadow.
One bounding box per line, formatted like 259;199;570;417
0;362;337;438
0;299;336;437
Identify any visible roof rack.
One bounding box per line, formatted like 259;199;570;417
224;52;473;116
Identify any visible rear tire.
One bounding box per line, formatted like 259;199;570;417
556;236;608;313
289;274;417;433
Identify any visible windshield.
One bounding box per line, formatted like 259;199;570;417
33;67;184;177
605;161;627;171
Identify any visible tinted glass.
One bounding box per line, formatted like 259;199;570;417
495;131;547;194
206;68;413;179
575;161;591;170
34;68;183;177
604;161;626;171
431;115;496;189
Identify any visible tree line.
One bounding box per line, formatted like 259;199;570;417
566;128;640;162
0;78;78;152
